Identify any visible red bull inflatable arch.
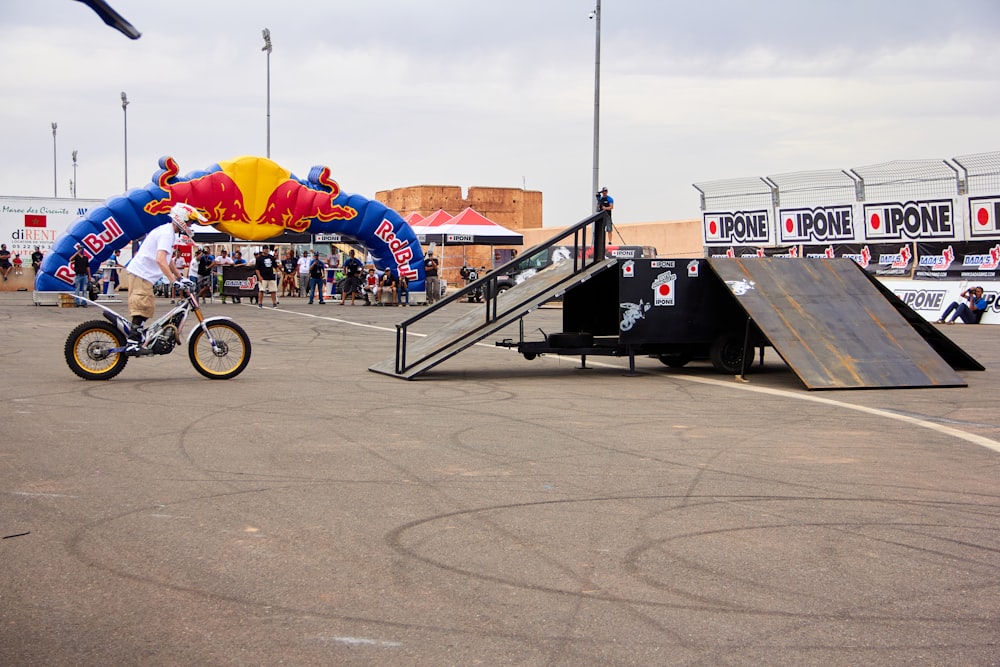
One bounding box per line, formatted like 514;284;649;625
34;155;426;292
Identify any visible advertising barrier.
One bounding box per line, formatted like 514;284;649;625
884;278;1000;324
694;152;1000;306
220;265;258;299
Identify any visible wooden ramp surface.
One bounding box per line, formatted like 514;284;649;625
707;258;968;390
369;258;617;379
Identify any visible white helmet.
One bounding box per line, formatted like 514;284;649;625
169;203;208;236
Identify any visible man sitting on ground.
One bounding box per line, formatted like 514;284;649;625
937;286;988;324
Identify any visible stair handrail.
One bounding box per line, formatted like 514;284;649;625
392;211;611;374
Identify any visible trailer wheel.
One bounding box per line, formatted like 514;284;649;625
486;282;512;300
522;352;537;361
657;353;692;368
710;334;746;374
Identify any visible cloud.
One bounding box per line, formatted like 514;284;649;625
0;0;996;226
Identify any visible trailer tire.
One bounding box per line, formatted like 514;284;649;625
486;282;512;300
710;333;746;374
547;332;593;348
657;352;692;368
522;352;537;360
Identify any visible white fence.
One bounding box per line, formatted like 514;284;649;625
693;151;1000;283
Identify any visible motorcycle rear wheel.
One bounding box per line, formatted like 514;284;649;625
188;320;251;380
65;320;128;380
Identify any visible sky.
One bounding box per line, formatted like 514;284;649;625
1;0;998;227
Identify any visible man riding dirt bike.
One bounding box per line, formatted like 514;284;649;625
124;203;205;352
63;202;252;380
64;279;252;380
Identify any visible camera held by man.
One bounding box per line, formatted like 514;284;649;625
595;187;614;214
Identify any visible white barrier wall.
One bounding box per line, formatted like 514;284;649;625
882;278;1000;324
704;196;994;247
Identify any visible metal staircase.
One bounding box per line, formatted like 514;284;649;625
369;212;615;379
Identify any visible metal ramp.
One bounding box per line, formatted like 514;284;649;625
707;257;974;389
370;213;615;380
855;268;984;373
369;258;616;379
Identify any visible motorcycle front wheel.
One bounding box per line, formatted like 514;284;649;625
65;320;128;380
188;320;251;380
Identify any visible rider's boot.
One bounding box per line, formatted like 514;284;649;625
126;316;146;353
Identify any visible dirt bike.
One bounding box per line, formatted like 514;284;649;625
64;281;251;381
462;269;483;303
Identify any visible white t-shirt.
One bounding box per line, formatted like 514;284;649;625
297;255;311;275
126;223;178;283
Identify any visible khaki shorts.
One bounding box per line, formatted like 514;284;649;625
259;279;278;294
127;273;155;319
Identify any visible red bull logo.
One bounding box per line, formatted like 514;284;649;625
374;219;418;280
52;216;125;285
143;156;358;241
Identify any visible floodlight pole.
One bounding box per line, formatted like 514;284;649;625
72;150;78;198
262;28;272;158
591;0;601;211
121;92;129;191
51;122;58;197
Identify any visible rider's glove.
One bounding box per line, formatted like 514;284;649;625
174;278;194;291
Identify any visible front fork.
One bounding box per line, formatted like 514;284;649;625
191;305;208;340
189;307;222;352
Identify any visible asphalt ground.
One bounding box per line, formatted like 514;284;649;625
1;291;998;666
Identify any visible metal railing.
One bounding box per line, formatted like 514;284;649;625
952;151;1000;196
391;211;612;375
694;151;1000;211
850;159;960;201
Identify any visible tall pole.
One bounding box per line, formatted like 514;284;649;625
121;92;129;191
591;1;601;212
72;150;78;198
51;122;58;197
262;28;272;158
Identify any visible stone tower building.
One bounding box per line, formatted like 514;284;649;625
375;185;543;284
375;185;542;232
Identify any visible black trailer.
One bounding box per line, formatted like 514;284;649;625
496;258;765;374
496;257;982;390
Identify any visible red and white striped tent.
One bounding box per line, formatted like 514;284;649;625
410;207;522;246
407;208;452;234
